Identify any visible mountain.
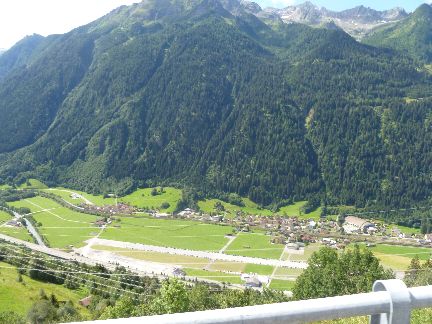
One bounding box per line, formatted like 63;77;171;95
0;0;431;209
261;1;407;39
363;4;432;63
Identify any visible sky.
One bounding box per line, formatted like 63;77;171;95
0;0;427;49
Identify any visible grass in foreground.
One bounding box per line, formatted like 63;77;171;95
0;262;88;316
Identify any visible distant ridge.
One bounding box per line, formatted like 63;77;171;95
252;1;408;38
364;3;432;62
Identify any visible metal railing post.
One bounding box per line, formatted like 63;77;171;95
370;280;412;324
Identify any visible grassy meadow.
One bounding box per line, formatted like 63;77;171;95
224;232;285;259
0;262;88;316
7;196;101;248
100;217;232;251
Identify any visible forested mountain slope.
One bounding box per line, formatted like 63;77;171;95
0;0;431;208
364;4;432;63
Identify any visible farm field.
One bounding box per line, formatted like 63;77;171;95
8;196;101;248
120;187;181;213
8;195;60;212
198;198;273;217
0;261;88;316
44;187;116;206
347;243;432;270
184;268;243;284
278;201;323;220
100;217;233;251
365;244;432;260
0;226;32;242
0;211;10;224
284;243;322;262
18;179;48;190
92;246;210;269
92;245;279;277
269;279;296;291
273;267;304;277
224;233;285;259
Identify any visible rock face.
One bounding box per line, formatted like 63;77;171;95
252;1;408;39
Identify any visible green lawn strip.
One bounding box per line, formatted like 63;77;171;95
0;184;11;190
224;232;284;259
101;217;232;251
184;268;243;284
208;261;246;273
120;187;181;213
244;264;274;276
269;279;296;291
0;262;89;316
273;267;304;277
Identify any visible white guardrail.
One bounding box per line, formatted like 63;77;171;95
76;280;431;324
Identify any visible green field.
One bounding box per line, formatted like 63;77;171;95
18;179;48;190
120;187;181;212
391;224;421;235
46;187;182;212
0;262;88;316
279;201;323;220
44;187;116;206
366;244;432;260
0;210;32;241
348;243;432;271
198;198;273;217
283;243;322;262
269;279;296;291
225;233;285;259
184;268;243;284
93;245;210;269
0;226;33;242
0;211;10;224
8;196;101;248
101;217;232;251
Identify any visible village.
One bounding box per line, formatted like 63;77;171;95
78;199;432;253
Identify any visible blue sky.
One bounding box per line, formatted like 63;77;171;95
256;0;426;12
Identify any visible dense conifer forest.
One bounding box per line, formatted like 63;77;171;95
0;0;431;211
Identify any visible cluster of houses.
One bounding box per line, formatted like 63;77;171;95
80;203;138;216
